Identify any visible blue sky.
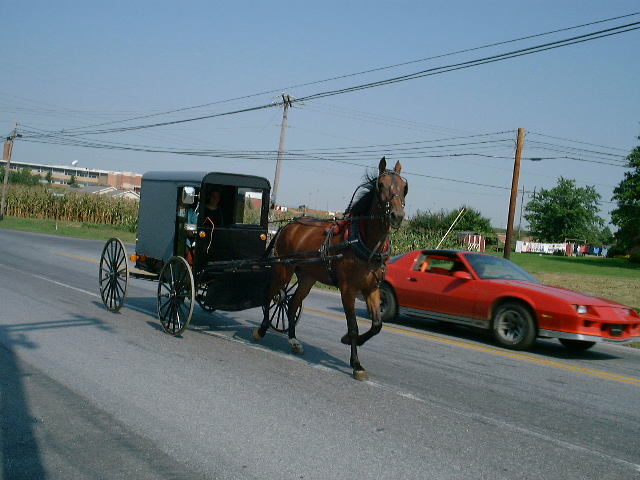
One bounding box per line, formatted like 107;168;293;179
2;1;639;228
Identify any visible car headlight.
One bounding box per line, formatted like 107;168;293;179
573;305;588;314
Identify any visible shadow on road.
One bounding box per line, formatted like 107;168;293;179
0;314;208;479
0;315;110;478
0;332;47;479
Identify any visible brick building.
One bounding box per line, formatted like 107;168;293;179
0;159;142;192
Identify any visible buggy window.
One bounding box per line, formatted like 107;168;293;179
200;185;265;227
234;188;264;225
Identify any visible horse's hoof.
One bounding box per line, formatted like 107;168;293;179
253;327;264;342
353;369;369;381
288;338;305;355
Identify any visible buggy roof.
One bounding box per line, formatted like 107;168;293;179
142;171;270;189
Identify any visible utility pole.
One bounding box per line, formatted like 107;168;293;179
0;120;21;221
503;128;524;259
271;94;292;210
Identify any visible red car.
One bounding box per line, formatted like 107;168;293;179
379;249;640;351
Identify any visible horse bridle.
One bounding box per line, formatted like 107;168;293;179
345;170;408;222
375;170;407;219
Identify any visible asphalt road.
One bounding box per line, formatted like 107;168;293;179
0;228;639;479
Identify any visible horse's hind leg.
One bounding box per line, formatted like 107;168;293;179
286;273;315;355
254;264;293;341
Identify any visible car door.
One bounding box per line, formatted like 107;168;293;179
399;254;480;322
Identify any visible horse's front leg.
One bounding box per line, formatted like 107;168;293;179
339;289;368;381
356;285;383;346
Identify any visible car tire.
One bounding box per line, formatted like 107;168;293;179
559;338;596;351
491;301;537;350
379;283;398;323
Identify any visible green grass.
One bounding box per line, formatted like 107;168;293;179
0;216;136;243
507;252;640;279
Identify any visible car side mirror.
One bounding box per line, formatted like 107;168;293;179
452;271;473;280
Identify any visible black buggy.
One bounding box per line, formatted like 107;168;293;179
98;171;299;336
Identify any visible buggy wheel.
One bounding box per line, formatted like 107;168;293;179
157;256;195;336
265;280;302;333
196;284;215;312
99;237;129;312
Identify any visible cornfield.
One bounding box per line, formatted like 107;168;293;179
5;185;138;232
389;226;464;254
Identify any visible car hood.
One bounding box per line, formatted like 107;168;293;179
489;279;629;307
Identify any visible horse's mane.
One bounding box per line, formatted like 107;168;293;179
345;171;378;216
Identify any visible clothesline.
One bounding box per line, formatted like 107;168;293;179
515;241;609;257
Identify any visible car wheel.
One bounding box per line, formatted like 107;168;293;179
491;301;537;350
379;283;398;323
559;338;596;351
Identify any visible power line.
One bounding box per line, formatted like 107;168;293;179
295;22;640;102
15;17;640;141
528;131;630;154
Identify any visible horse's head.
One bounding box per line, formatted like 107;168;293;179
376;157;408;229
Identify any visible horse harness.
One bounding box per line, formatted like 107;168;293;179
270;168;405;287
319;217;391;287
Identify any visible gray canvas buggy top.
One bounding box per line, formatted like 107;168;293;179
135;171;271;268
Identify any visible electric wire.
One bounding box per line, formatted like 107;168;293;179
14;18;640;140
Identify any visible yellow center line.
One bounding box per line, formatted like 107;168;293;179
52;250;100;263
305;306;640;387
52;251;639;387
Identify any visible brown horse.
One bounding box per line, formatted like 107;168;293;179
253;157;408;380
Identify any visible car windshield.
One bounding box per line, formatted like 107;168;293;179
464;254;540;283
387;253;406;264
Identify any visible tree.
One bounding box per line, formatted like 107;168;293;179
68;175;79;188
45;170;53;184
0;166;40;186
524;177;605;244
611;140;640;252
